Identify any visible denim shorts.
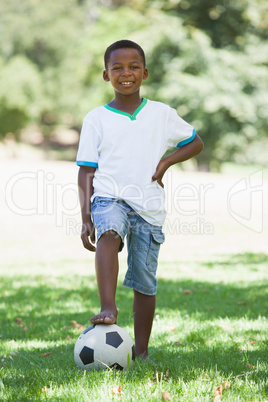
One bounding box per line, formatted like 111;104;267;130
91;197;165;295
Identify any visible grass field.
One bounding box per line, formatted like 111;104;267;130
1;158;268;401
1;254;267;401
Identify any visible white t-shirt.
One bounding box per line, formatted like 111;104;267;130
76;98;196;226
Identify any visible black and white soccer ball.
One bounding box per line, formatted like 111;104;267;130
74;324;135;370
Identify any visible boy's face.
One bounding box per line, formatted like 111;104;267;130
103;48;148;97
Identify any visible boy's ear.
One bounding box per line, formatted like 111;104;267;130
103;70;110;81
143;68;149;80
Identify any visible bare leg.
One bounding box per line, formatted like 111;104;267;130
91;231;121;325
133;290;156;358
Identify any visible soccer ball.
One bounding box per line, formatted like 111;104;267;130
74;324;135;370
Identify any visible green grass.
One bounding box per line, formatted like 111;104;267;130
1;253;268;401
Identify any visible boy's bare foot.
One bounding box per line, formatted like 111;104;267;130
136;351;148;360
136;354;157;367
90;309;117;325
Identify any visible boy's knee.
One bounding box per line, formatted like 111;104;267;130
133;289;156;299
101;229;120;238
99;230;122;246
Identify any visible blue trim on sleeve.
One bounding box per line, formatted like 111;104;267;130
176;128;196;148
76;161;98;168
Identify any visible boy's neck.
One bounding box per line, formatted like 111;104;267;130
109;93;143;114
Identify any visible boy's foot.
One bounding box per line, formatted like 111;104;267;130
144;357;157;368
90;309;117;325
135;354;157;367
136;351;148;360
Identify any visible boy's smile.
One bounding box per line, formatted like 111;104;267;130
103;48;148;100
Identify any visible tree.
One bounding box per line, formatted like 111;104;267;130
0;56;43;139
130;1;268;169
0;0;87;138
0;0;267;169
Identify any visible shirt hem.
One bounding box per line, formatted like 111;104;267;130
76;161;98;167
176;128;196;148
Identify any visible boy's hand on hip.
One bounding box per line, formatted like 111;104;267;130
81;220;96;252
152;160;168;188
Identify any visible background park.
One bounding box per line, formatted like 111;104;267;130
0;0;268;401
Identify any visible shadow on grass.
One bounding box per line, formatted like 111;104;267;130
202;252;268;268
1;252;267;341
0;276;134;342
0;252;267;400
1;333;267;401
2;276;266;343
147;344;267;385
156;278;267;320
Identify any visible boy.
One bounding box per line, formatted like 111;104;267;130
77;40;203;359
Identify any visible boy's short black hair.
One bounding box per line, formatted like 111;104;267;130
104;40;146;69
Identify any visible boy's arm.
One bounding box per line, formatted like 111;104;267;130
152;134;204;187
78;166;96;251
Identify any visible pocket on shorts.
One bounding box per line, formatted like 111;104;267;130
146;231;165;273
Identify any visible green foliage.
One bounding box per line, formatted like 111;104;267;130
0;56;43;138
0;0;267;168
